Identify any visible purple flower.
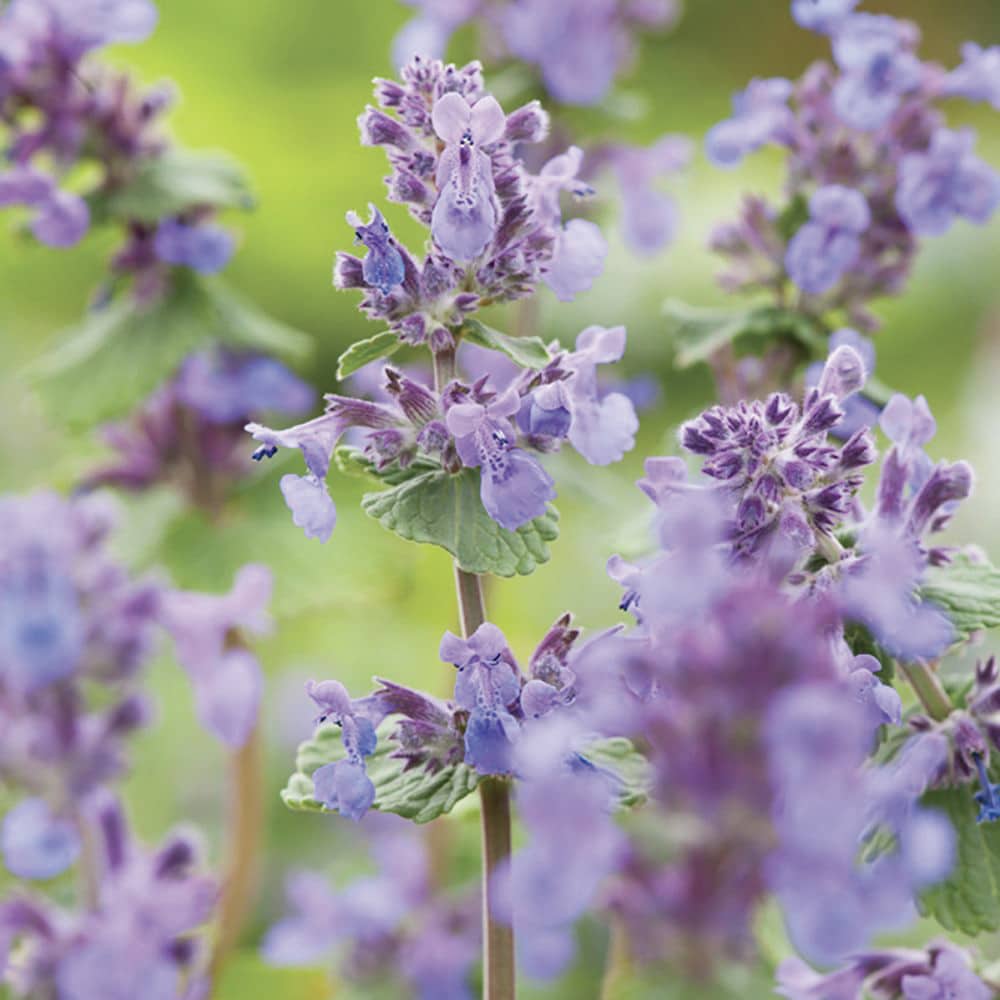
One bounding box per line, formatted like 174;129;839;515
392;0;481;67
0;167;90;247
18;0;158;56
439;623;520;775
610;136;692;255
804;330;880;439
900;945;993;1000
564;325;639;466
848;653;903;742
153;219;235;273
430;91;506;261
173;350;314;426
679;345;874;559
158;565;271;748
970;753;1000;824
347;203;406;294
1;798;80;880
705;78;793;167
307;680;384;821
831;14;922;131
446;389;556;531
790;0;859;34
896;128;1000;236
944;43;1000;109
785;185;870;294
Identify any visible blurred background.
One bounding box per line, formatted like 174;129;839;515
2;1;999;996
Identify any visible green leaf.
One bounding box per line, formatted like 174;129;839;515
461;318;550;369
360;468;559;577
919;774;1000;934
663;300;826;369
336;331;401;379
582;737;651;809
214;950;329;1000
282;722;480;824
776;193;809;242
921;552;1000;643
103;149;254;222
29;273;311;426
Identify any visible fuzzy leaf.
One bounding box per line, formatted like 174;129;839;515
336;331;401;380
664;300;825;368
582;737;651;809
29;273;311;426
281;722;480;824
361;468;559;577
920;771;1000;934
461;318;550;369
920;553;1000;643
103;150;254;222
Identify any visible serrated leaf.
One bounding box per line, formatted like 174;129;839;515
29;273;311;426
461;318;550;369
920;553;1000;643
282;722;480;824
582;737;651;809
361;468;558;577
336;331;401;379
103;149;254;222
663;300;825;368
919;774;1000;934
332;445;438;486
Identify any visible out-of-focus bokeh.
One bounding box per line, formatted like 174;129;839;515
2;2;999;996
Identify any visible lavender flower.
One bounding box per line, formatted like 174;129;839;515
705;78;793;167
1;798;80;880
790;0;858;34
785;185;871;294
446;389;556;531
348;203;406;293
153;219;235;274
679;345;874;559
159;564;272;748
831;14;923;131
896;128;1000;237
0;167;89;247
439;623;521;775
944;43;1000;109
307;679;385;820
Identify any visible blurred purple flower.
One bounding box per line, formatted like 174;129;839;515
705;78;793;167
1;798;80;880
153;219;235;274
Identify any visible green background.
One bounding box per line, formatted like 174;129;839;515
2;1;1000;996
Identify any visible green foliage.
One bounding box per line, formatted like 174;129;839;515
336;331;400;379
582;737;652;809
30;273;311;425
920;770;1000;934
921;552;1000;643
462;318;551;369
361;468;559;578
214;952;329;1000
776;193;809;241
282;721;481;824
663;300;826;368
102;149;255;223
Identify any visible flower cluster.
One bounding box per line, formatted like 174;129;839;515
0;491;159;881
707;5;1000;332
393;0;681;108
0;0;244;301
264;814;479;1000
83;350;314;511
341;55;608;336
1;792;216;1000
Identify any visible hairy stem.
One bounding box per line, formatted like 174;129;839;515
434;336;516;998
209;725;265;983
898;659;953;722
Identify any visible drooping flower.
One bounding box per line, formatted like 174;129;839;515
445;388;556;531
943;42;1000;109
158;564;272;748
439;623;520;775
785;185;871;294
307;679;387;821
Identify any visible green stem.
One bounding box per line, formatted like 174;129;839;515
209;725;265;985
435;335;515;999
898;659;953;722
599;917;632;1000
